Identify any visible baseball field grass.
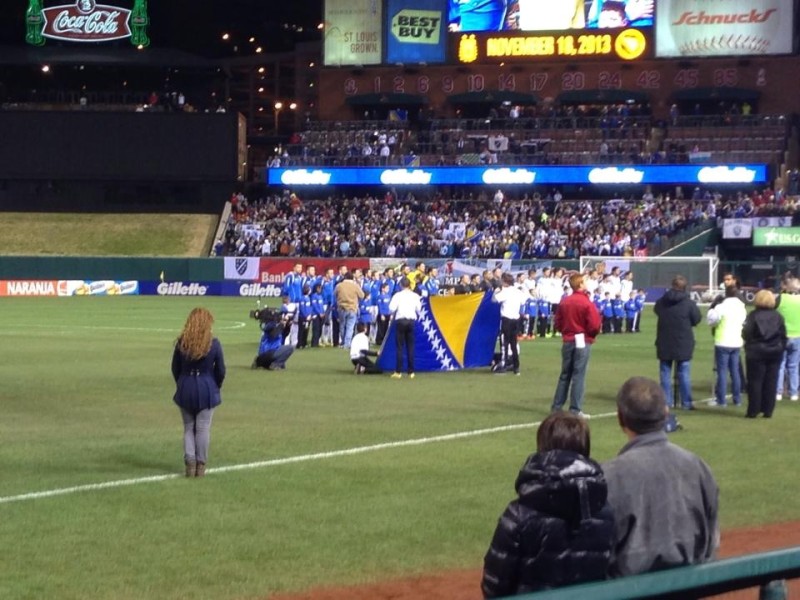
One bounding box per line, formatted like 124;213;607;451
1;296;799;599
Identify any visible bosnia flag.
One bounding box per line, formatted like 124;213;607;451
377;292;501;372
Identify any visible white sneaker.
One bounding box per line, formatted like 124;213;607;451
576;411;591;420
791;395;799;402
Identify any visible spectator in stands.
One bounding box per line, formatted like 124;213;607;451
743;290;787;418
603;377;719;577
654;275;701;411
172;307;226;478
481;412;614;598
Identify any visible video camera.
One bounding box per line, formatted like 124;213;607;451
250;306;282;324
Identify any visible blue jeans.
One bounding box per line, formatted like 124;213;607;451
180;406;214;464
552;342;591;413
715;346;741;405
776;337;800;397
659;360;692;408
340;310;358;348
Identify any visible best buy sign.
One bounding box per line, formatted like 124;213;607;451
391;10;441;44
753;227;800;247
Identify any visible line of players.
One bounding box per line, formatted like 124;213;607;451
275;262;648;348
276;262;440;349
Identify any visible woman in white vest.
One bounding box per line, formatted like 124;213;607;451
707;285;747;407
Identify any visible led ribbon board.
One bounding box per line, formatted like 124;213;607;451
267;164;767;186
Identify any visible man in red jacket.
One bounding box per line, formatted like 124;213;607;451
551;273;603;418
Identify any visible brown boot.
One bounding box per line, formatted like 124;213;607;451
196;462;206;477
185;461;196;478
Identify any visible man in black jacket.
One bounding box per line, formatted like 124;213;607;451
654;275;701;410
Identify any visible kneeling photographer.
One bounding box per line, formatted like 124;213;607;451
250;307;294;370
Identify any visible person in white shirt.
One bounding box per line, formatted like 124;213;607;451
620;271;634;301
350;323;382;374
493;273;528;375
388;277;422;379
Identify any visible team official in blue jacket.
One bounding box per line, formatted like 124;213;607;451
172;307;226;478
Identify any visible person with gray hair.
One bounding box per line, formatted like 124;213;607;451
603;377;719;578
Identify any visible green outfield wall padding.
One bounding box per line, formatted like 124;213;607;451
0;257;222;281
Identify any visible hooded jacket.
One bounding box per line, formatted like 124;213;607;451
654;289;701;362
481;450;614;598
743;307;787;362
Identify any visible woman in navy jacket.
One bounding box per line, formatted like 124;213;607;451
172;307;226;477
481;412;614;598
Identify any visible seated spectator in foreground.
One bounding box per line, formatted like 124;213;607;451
603;377;719;577
481;412;614;598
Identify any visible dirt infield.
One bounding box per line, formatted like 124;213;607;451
272;521;800;600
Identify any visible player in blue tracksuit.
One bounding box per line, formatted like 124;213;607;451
633;289;646;332
624;295;638;333
281;269;303;303
611;294;625;334
296;286;313;348
422;271;440;297
376;283;393;346
449;0;507;31
536;297;551;338
601;292;614;333
310;284;326;347
358;295;375;337
524;295;538;338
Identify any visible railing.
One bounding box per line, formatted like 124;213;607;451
504;547;800;600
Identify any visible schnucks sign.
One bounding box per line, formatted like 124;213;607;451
26;0;149;46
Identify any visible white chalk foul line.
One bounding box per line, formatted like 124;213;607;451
0;412;618;506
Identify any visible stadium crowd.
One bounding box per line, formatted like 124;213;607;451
215;187;796;260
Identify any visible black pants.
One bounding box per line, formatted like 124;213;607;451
746;356;780;417
376;314;390;346
311;316;322;347
395;318;416;374
501;317;520;372
332;316;340;347
625;317;634;333
602;316;613;334
297;319;309;348
537;315;550;337
614;317;623;333
352;357;382;374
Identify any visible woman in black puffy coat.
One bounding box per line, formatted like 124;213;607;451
481;412;614;598
743;289;787;418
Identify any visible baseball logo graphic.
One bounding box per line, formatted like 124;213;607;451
657;0;791;57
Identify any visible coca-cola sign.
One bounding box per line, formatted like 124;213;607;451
42;0;131;42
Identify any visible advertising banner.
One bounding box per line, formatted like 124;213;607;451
0;280;139;297
324;0;383;66
139;281;219;296
751;216;794;228
753;227;800;247
269;164;768;186
722;218;753;240
656;0;794;57
386;0;447;64
224;257;260;281
258;258;370;285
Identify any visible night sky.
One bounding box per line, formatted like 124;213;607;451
1;0;324;57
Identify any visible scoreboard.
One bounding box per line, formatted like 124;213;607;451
323;0;795;66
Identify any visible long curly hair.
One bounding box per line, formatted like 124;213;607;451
177;307;214;360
